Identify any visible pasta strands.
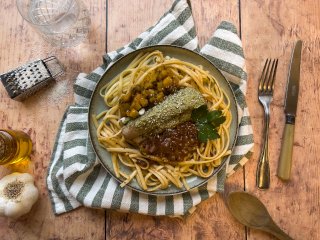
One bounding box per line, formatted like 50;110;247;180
93;50;232;191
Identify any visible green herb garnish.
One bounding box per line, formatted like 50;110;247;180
191;105;226;143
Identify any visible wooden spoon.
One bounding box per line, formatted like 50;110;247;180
227;191;293;240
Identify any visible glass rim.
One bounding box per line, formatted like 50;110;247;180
16;0;76;26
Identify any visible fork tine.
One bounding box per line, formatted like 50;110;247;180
263;59;272;91
259;59;270;91
270;59;278;91
266;59;276;91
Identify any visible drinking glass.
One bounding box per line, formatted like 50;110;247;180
16;0;91;47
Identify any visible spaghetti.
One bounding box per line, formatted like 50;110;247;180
93;50;232;192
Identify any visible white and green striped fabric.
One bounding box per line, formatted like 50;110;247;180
47;0;254;216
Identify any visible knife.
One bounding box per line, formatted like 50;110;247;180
277;40;302;181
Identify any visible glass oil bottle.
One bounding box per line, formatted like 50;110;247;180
0;129;32;165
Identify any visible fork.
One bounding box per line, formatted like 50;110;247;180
256;59;278;189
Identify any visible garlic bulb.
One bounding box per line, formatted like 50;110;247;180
0;172;39;219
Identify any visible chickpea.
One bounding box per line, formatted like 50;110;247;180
156;91;165;102
147;89;155;97
120;92;132;102
163;76;173;88
119;103;130;116
131;99;142;111
140;97;149;107
157;82;164;91
149;96;156;104
144;81;153;89
144;72;156;84
127;108;139;118
134;93;142;102
159;69;168;79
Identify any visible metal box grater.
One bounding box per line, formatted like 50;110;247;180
0;56;64;101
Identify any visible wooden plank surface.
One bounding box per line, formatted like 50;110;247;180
0;0;319;239
0;0;107;239
106;1;245;239
242;0;320;239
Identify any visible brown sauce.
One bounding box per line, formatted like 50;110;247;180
140;121;199;162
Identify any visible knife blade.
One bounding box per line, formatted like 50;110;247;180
277;40;302;181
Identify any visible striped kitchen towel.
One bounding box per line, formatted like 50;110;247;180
47;0;254;216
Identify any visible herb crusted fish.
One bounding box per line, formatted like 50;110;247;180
122;87;206;140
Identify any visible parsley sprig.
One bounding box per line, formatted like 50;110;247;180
191;105;226;143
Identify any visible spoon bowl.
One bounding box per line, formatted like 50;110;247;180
227;191;293;240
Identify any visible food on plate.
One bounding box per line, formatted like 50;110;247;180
93;50;232;191
140;121;199;162
122;87;205;142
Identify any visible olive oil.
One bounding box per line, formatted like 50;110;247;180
0;130;32;165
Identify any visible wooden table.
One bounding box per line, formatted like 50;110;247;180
0;0;319;239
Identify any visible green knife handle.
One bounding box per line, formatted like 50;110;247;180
277;117;295;181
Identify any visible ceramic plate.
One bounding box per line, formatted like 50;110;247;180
88;45;238;196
